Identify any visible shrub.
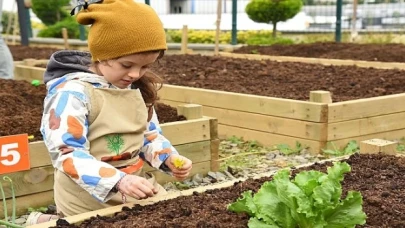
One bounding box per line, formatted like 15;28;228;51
1;11;17;34
31;0;70;26
245;0;302;38
37;16;88;39
166;29;293;45
246;35;294;45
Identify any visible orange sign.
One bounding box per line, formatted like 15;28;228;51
0;134;30;175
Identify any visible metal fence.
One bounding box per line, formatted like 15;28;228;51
143;0;405;33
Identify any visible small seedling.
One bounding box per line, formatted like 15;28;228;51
27;206;48;213
31;80;40;87
274;141;304;155
322;140;359;157
0;176;23;228
396;137;405;153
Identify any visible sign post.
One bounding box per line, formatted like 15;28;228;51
0;134;30;175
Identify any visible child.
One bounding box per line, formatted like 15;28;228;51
26;0;192;224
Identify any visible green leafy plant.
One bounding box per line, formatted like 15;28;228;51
397;144;405;152
322;140;359;157
27;206;48;213
275;141;304;155
166;29;280;44
396;138;405;152
228;162;367;227
228;135;244;145
1;11;17;34
38;16;88;39
31;0;70;26
246;36;294;45
245;0;303;38
0;176;23;228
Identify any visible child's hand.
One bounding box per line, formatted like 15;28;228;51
118;175;158;200
164;154;192;181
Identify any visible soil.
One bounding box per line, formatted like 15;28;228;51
152;54;405;102
52;153;405;228
8;45;61;61
9;45;405;102
233;42;405;63
154;103;186;124
0;79;185;141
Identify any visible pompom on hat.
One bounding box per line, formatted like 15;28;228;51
71;0;167;61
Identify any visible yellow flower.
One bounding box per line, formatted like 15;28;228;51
173;157;185;169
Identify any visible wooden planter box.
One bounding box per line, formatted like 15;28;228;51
14;63;405;155
160;85;405;153
1;69;220;217
26;152;405;228
219;52;405;70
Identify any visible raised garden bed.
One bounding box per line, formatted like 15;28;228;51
0;79;219;217
27;153;405;228
227;42;405;70
8;45;61;61
13;55;405;154
233;42;405;63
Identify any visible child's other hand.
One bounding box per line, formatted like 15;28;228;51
164;154;192;181
118;175;158;200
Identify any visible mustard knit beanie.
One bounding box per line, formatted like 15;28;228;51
75;0;167;61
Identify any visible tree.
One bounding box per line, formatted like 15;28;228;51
245;0;302;38
31;0;70;26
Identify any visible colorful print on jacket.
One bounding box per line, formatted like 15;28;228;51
41;73;179;202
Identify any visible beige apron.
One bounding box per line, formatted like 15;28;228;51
54;82;167;217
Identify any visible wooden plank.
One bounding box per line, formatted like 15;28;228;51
162;100;326;141
30;141;52;168
161;118;211;144
211;106;325;140
310;91;332;103
160;85;327;122
28;155;351;228
2;161;209;218
359;139;397;155
210;139;220;172
29;118;212;168
21;59;49;67
176;104;203;120
218;52;405;70
1;190;54;219
327;128;405;150
328;93;405;122
0;167;54;199
218;125;323;154
328;112;405;140
14;65;45;83
2;141;210;201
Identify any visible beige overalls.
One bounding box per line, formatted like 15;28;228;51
54;82;167;217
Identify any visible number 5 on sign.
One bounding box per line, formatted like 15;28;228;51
0;134;30;174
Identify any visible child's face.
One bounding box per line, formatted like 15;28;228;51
99;52;160;89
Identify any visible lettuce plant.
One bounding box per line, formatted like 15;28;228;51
228;162;367;228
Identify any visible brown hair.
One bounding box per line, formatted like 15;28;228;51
131;50;164;107
94;50;165;107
